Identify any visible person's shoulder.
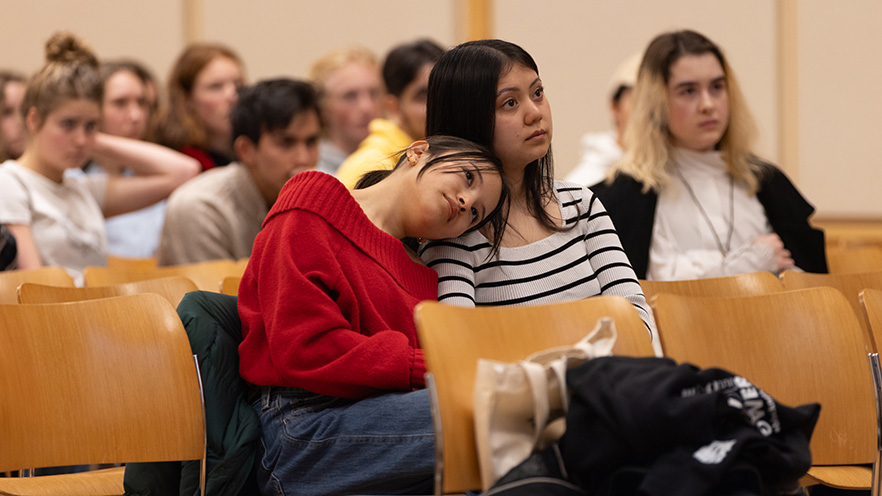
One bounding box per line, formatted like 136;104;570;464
164;169;223;213
174;163;245;197
0;160;26;179
747;157;795;191
554;179;592;203
267;171;351;222
0;161;18;183
590;172;646;195
281;170;345;197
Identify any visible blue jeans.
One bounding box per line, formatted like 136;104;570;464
252;386;435;496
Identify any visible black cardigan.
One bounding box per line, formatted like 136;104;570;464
590;163;827;278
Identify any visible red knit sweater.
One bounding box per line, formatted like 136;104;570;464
238;171;438;399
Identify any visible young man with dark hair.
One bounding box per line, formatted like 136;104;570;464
158;78;321;265
336;39;445;189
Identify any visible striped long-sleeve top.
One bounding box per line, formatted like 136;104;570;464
419;181;660;354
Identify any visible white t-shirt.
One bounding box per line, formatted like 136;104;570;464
0;160;108;284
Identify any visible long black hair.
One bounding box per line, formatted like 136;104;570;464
426;39;558;232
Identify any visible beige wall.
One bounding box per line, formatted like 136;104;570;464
201;0;458;81
0;0;878;219
796;0;882;219
0;0;182;88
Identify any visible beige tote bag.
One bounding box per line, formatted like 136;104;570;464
473;318;617;490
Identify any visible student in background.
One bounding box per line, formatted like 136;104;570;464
309;46;383;175
153;42;245;171
158;79;321;265
565;52;640;187
0;32;198;284
126;60;161;135
592;30;825;280
85;60;195;258
0;70;27;162
336;38;445;188
238;135;507;496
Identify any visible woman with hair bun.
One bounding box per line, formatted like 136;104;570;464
0;32;199;284
152;42;245;171
592;30;826;280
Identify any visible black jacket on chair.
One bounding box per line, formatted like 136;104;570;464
559;356;820;496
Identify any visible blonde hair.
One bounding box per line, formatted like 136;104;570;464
613;30;763;194
22;32;102;125
309;46;378;102
151;42;243;150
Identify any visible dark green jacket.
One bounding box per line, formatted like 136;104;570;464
124;291;261;496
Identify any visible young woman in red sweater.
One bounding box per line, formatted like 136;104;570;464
238;134;507;496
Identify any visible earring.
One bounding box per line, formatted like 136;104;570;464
408;156;416;166
417;237;426;244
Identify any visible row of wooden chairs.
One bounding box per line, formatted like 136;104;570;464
4;266;882;494
641;269;882;354
84;258;247;291
0;262;247;306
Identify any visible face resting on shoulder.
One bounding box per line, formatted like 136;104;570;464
402;142;504;241
665;52;730;152
236;108;321;206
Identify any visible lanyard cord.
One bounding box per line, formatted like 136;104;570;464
672;167;735;256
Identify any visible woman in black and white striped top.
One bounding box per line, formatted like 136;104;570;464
419;39;659;354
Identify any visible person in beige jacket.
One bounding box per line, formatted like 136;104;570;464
158;79;320;265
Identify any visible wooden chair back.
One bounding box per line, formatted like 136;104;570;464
220;276;242;296
0;266;74;304
18;275;198;308
639;271;784;302
781;269;882;352
84;258;239;291
827;245;882;274
414;295;655;494
0;294;205;494
107;255;159;271
652;287;876;489
236;257;249;272
859;288;882;496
